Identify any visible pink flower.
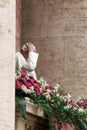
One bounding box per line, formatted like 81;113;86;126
51;117;57;121
77;102;87;108
29;76;37;83
27;77;37;86
51;117;58;130
68;101;76;106
26;81;33;89
21;72;26;78
46;85;51;89
39;88;44;95
34;84;40;90
34;84;41;93
34;84;44;95
51;90;56;95
66;99;69;104
16;78;25;89
61;93;67;96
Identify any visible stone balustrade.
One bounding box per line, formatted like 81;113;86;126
15;98;49;130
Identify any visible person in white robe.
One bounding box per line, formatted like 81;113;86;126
15;42;39;79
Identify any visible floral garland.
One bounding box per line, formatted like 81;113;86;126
15;71;87;130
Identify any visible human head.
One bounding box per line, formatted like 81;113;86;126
21;44;29;60
21;43;28;51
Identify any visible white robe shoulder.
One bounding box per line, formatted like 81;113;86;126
15;52;39;79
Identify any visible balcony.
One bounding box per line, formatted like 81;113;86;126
15;98;49;130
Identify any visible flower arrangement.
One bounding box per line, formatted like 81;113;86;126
15;71;87;130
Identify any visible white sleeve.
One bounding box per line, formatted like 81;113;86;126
22;52;39;71
15;52;26;71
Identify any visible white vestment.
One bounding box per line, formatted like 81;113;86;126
15;52;39;79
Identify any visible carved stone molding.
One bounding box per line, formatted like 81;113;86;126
15;99;49;130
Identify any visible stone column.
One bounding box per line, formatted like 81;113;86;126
0;0;15;130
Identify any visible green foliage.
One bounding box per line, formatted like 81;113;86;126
16;90;87;130
15;72;87;130
16;95;26;119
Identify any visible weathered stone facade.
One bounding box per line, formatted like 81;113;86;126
16;113;48;130
22;0;87;99
0;0;15;129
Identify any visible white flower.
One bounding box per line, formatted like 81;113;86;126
62;93;71;101
78;108;86;113
77;97;84;102
60;96;68;102
28;86;35;93
30;86;34;90
53;83;61;92
38;77;48;88
45;94;51;100
64;105;72;110
21;85;35;94
67;93;71;99
46;89;51;93
56;93;60;97
60;96;65;100
21;85;28;94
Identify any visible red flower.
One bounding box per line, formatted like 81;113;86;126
46;85;51;89
16;78;25;89
27;77;37;86
61;93;67;96
21;72;26;78
77;101;87;108
68;101;76;106
39;88;44;95
26;81;33;89
51;90;56;95
29;76;37;83
51;117;58;130
34;84;41;93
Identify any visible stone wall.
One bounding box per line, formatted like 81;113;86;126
22;0;87;99
0;0;15;129
16;0;22;51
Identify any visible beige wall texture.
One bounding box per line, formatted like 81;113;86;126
22;0;87;99
0;0;15;130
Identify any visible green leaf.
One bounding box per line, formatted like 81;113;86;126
16;96;26;119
